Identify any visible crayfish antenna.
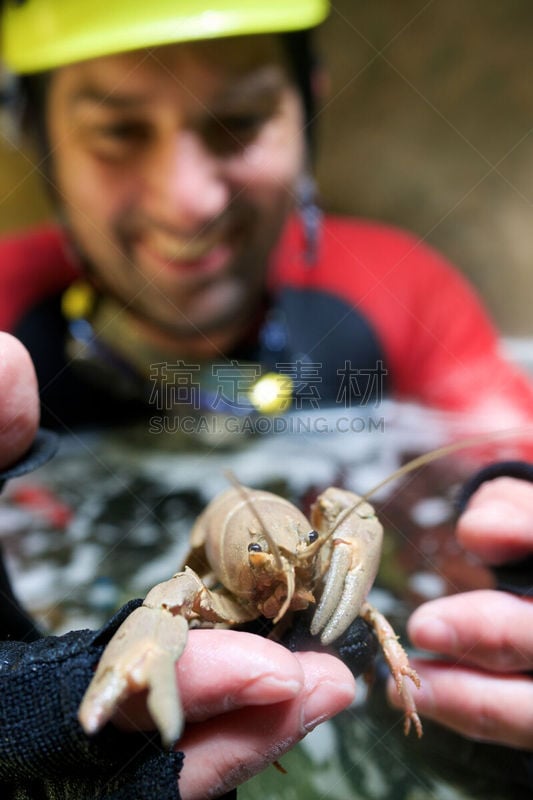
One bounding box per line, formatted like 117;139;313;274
361;425;532;503
273;565;295;624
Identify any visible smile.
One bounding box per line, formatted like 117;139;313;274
145;229;226;261
138;230;234;276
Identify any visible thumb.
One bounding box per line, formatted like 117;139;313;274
0;332;40;469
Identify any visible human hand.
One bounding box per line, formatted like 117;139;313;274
0;332;40;469
388;477;533;750
114;628;356;800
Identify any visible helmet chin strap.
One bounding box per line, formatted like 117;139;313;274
297;172;322;265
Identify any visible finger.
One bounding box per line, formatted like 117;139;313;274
178;650;356;800
0;332;40;468
113;629;307;732
458;478;533;564
178;629;306;721
408;590;533;672
388;661;533;751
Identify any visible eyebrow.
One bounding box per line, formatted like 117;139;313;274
67;66;288;115
215;67;288;107
68;89;154;112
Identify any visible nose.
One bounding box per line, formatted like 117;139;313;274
146;130;229;230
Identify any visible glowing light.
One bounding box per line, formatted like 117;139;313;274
249;373;293;415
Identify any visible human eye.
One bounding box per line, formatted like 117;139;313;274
205;89;281;155
202;111;268;155
83;118;151;161
222;111;269;138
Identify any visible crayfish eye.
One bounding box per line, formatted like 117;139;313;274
308;530;319;544
248;542;263;553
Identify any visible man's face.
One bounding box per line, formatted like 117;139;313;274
46;35;305;345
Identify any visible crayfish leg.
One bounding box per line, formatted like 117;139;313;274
360;601;423;738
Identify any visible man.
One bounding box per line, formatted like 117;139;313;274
0;6;365;799
0;1;532;797
2;1;533;432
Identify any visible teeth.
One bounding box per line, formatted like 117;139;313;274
146;231;219;262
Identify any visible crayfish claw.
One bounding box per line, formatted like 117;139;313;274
309;487;383;646
310;541;352;640
78;666;128;735
78;606;189;747
145;649;185;748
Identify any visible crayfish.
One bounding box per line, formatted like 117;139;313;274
79;476;425;746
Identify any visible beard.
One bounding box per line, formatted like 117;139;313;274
63;197;290;342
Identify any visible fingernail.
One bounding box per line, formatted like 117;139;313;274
302;682;354;732
409;613;458;653
239;673;302;703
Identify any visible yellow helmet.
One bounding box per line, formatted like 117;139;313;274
1;0;329;74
